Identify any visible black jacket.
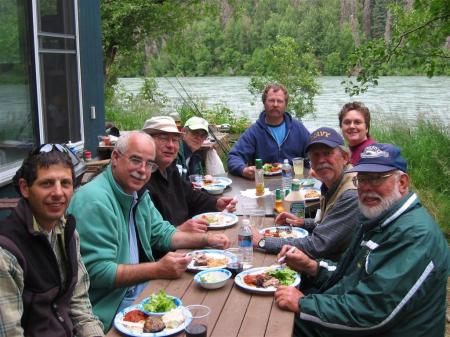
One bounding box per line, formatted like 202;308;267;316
0;199;78;337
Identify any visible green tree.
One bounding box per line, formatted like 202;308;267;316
248;35;320;119
344;0;450;95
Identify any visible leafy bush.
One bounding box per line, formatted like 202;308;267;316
105;78;167;130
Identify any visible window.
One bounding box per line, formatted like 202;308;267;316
0;0;35;185
0;0;83;186
37;0;83;144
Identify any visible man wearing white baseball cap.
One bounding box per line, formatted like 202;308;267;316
176;116;210;179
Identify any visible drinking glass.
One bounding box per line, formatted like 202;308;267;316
183;305;210;337
225;248;244;277
189;174;203;190
292;157;304;178
250;208;265;229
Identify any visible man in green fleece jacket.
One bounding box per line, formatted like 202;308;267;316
68;131;230;331
274;143;449;337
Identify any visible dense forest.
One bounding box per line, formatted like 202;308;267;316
108;0;450;81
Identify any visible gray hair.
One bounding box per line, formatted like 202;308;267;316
114;131;155;154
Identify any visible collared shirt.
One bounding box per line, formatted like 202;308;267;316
0;216;104;336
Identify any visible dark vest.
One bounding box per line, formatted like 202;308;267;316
0;199;78;337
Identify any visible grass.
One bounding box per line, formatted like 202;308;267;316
371;116;450;240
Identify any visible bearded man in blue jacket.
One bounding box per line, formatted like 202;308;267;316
274;143;450;337
227;83;310;179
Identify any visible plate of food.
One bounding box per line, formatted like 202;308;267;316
304;189;321;200
114;304;190;337
186;249;237;271
192;212;238;229
298;178;318;188
260;226;308;239
200;176;232;188
235;266;300;293
262;163;282;176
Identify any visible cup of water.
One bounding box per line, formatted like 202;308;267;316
250;208;265;229
183;305;210;337
292;157;304;178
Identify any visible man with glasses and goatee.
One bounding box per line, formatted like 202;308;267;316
68;131;230;332
274;143;449;337
0;144;104;336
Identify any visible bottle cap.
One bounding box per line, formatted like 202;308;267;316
255;159;262;169
291;182;300;191
284;189;290;197
275;188;282;200
283;159;289;164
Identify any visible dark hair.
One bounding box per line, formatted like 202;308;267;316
262;83;289;105
13;146;75;196
338;101;371;137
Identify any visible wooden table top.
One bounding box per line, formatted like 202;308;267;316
106;173;314;337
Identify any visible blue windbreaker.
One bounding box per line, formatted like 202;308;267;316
227;111;310;176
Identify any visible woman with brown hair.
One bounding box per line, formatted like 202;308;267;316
338;102;376;165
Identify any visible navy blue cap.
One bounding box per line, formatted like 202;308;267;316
305;127;344;152
347;143;407;173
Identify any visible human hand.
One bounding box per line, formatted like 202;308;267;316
216;197;237;212
277;245;318;276
242;166;256;180
275;212;304;227
274;286;304;313
156;252;192;278
251;226;263;247
206;233;230;249
178;219;208;233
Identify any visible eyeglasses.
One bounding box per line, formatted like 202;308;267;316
352;173;393;187
33;143;69;155
153;134;182;144
119;152;158;172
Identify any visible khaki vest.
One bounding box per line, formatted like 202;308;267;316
318;165;356;223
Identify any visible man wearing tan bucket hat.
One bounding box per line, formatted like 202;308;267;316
144;116;236;239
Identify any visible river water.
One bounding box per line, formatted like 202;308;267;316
119;76;450;131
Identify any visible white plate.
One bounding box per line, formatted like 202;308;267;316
200;177;232;188
114;304;191;337
235;266;301;293
193;212;238;229
303;188;321;201
186;249;237;271
259;226;308;239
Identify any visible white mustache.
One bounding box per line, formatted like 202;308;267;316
315;163;333;171
130;172;146;180
360;192;382;201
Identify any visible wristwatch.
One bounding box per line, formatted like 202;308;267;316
257;238;266;249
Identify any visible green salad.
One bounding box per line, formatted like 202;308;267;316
143;290;176;312
267;267;296;286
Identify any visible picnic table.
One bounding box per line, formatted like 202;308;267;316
106;173;319;337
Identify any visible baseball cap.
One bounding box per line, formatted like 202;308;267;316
142;116;183;135
305;127;344;152
184;116;209;133
347;143;407;173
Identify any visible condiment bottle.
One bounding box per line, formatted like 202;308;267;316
255;158;265;196
274;189;285;213
283;181;305;219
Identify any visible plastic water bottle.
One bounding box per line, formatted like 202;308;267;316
281;159;293;191
238;218;253;269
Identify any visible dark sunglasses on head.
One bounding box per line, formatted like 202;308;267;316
33;143;69;155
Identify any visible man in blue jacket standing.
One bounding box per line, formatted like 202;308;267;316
227;83;310;179
274;143;450;337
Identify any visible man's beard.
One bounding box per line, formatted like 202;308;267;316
358;184;403;219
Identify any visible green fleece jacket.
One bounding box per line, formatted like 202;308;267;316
296;192;450;337
68;165;176;331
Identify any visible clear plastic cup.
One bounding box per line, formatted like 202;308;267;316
183;305;210;337
292;157;304;178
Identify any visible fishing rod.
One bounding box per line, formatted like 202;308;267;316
163;76;229;155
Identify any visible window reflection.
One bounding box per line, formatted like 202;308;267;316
38;0;74;35
0;0;35;171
